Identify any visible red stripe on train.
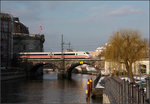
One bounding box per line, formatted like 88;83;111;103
20;55;89;58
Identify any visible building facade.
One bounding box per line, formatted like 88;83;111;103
0;13;13;68
1;13;45;69
12;16;45;55
13;33;45;54
96;43;150;75
104;58;150;75
93;44;107;59
13;17;29;34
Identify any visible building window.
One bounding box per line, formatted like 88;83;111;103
139;64;146;74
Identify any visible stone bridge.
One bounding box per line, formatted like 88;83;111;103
22;58;104;79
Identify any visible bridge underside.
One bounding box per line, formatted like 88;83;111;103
23;59;104;79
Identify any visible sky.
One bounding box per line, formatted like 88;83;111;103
1;1;149;52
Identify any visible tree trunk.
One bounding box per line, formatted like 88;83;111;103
128;62;135;82
128;65;134;82
125;61;134;82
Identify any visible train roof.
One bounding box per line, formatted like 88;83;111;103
19;51;88;54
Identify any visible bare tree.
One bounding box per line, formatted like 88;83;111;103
104;29;148;82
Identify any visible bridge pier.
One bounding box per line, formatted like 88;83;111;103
57;70;66;79
66;71;72;79
57;70;72;79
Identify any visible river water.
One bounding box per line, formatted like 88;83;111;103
1;72;102;104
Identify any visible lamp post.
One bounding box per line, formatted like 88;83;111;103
58;34;71;79
57;34;65;79
61;34;64;70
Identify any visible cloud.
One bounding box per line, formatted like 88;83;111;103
89;5;108;11
1;1;64;33
71;5;144;24
107;5;143;16
1;1;62;20
1;2;147;52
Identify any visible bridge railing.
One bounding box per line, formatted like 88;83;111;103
94;74;101;88
104;76;150;104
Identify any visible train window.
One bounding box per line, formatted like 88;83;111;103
20;54;48;56
86;52;89;54
30;54;48;56
54;54;62;55
54;53;75;55
64;53;75;55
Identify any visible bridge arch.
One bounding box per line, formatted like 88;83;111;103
66;62;97;79
30;62;59;79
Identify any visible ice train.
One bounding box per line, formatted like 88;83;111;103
18;51;91;59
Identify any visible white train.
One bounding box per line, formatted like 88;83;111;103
18;51;92;59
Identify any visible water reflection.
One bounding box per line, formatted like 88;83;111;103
1;72;102;104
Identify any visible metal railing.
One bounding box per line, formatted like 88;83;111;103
94;74;101;88
105;76;150;104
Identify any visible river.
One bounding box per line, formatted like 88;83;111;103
1;72;102;104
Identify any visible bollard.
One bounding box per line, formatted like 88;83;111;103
87;79;90;97
86;89;88;98
90;78;92;92
86;96;90;104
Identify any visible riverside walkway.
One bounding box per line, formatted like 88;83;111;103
104;76;150;104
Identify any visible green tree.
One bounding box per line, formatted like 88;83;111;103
104;29;148;82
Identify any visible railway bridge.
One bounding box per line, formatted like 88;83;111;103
21;58;104;79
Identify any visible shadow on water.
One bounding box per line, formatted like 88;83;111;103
1;79;44;103
1;72;102;104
